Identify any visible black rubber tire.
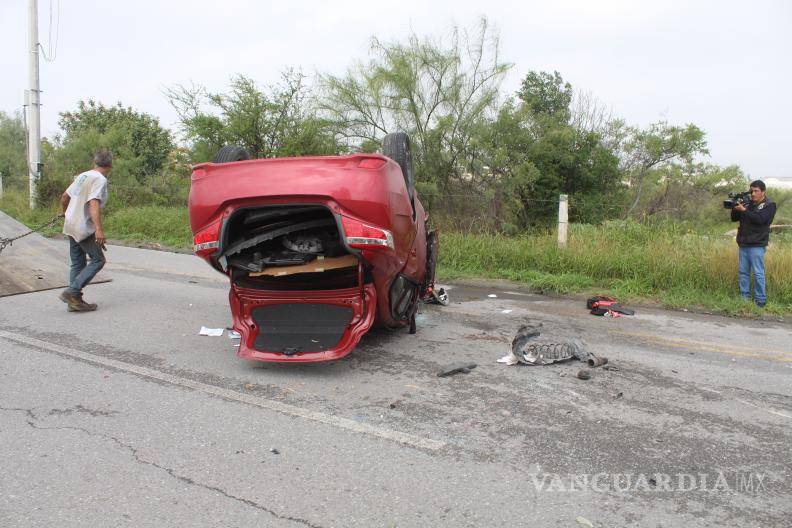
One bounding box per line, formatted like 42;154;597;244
213;145;251;163
382;132;415;205
421;229;438;296
409;312;417;334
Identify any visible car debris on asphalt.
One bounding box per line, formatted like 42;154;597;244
587;295;634;317
587;357;608;367
496;324;617;377
437;362;478;377
424;286;450;306
499;323;597;365
199;326;225;337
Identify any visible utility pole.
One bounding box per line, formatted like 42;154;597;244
26;0;42;209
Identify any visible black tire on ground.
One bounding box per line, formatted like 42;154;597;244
213;145;251;163
382;132;415;206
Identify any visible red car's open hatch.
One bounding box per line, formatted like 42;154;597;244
215;203;379;363
230;276;376;363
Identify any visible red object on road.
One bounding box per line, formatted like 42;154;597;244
188;134;439;362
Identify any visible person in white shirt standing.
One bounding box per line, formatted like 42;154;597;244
58;149;111;312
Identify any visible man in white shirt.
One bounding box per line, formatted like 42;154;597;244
58;149;111;312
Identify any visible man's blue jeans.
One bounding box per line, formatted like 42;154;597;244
66;235;105;295
738;246;766;304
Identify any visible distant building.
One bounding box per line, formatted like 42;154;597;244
764;178;792;190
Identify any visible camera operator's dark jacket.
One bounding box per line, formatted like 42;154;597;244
731;197;777;247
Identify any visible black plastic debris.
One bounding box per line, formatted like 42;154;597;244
437;362;478;377
511;323;543;353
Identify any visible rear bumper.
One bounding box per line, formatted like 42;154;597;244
229;284;377;363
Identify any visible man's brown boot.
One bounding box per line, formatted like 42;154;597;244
61;291;97;312
59;290;81;309
68;295;98;312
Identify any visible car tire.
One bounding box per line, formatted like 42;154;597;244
422;229;438;296
383;132;415;206
213;145;251;163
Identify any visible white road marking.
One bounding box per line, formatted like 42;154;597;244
0;330;446;452
735;398;792;420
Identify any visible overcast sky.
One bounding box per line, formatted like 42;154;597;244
2;0;790;181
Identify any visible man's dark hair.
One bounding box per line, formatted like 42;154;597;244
94;149;113;168
750;179;766;191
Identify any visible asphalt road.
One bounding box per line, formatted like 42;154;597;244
1;243;791;527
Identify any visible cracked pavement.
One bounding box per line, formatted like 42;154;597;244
1;243;791;527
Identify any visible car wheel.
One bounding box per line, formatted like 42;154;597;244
409;312;417;334
213;145;251;163
383;132;415;206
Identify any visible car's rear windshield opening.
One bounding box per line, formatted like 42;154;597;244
222;205;361;290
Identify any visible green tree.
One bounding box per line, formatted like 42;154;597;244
524;125;621;224
464;97;621;228
56;100;174;183
463;101;538;231
320;18;511;190
620;121;709;217
28;101;179;205
0;111;27;190
638;163;748;223
166;71;340;162
517;70;573;123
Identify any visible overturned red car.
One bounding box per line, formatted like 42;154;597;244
188;133;446;363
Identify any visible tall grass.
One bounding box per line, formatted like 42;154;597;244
1;189;191;249
439;220;792;315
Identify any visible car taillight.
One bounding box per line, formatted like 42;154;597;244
193;217;222;257
341;216;394;251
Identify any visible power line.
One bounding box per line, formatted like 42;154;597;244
39;0;60;62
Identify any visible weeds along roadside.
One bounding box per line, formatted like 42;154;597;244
2;189;790;316
438;223;792;316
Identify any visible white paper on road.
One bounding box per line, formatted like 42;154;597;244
199;326;224;337
488;294;498;298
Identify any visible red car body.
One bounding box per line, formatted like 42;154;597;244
189;148;437;363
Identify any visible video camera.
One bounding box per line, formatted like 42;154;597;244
723;191;751;209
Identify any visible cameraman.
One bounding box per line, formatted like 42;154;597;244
731;180;777;308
